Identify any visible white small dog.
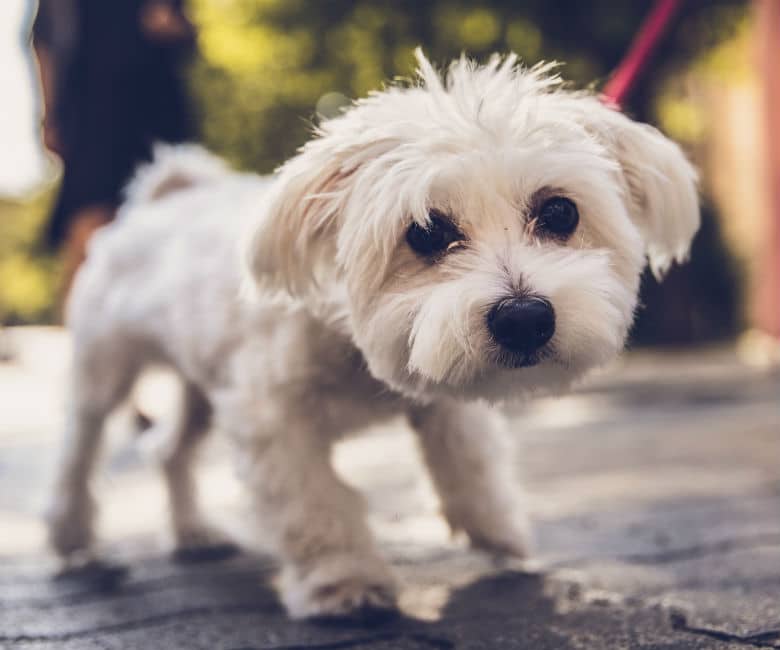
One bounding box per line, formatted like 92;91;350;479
47;51;699;619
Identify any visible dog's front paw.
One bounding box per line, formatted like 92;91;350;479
456;510;531;558
46;490;96;559
280;553;398;621
467;527;528;557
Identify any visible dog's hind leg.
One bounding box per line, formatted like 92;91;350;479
159;382;238;562
408;399;530;557
47;340;140;561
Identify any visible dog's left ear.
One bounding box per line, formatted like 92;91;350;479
586;101;700;278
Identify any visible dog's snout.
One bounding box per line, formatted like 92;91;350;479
487;297;555;355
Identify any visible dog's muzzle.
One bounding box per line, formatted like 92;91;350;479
487;297;555;359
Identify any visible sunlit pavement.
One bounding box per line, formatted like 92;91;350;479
1;327;779;649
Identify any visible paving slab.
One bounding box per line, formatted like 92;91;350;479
0;327;778;649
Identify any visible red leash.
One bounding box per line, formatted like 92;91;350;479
602;0;683;108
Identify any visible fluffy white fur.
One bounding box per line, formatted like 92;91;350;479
47;51;699;619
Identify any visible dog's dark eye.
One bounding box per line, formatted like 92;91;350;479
537;197;579;238
406;210;463;257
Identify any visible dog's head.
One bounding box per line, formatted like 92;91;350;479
245;51;699;402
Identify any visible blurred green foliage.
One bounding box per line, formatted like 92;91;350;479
189;0;747;173
185;0;750;346
0;189;59;325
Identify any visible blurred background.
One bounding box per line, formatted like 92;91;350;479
1;0;778;350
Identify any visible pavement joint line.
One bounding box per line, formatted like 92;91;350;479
0;570;270;609
670;610;780;649
0;602;282;644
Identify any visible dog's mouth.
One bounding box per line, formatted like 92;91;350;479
505;353;540;369
489;344;555;370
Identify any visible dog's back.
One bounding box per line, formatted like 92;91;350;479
66;146;271;388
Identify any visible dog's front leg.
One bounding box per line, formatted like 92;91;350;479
237;417;396;620
408;399;530;557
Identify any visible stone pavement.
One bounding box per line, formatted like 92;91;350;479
0;327;779;649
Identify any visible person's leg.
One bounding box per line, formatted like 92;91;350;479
33;44;63;156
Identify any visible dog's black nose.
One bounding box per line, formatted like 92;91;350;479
487;297;555;355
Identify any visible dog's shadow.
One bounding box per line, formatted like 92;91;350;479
49;554;573;648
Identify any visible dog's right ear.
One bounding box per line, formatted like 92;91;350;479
244;138;350;297
244;128;402;297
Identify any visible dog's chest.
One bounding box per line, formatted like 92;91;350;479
301;346;406;437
